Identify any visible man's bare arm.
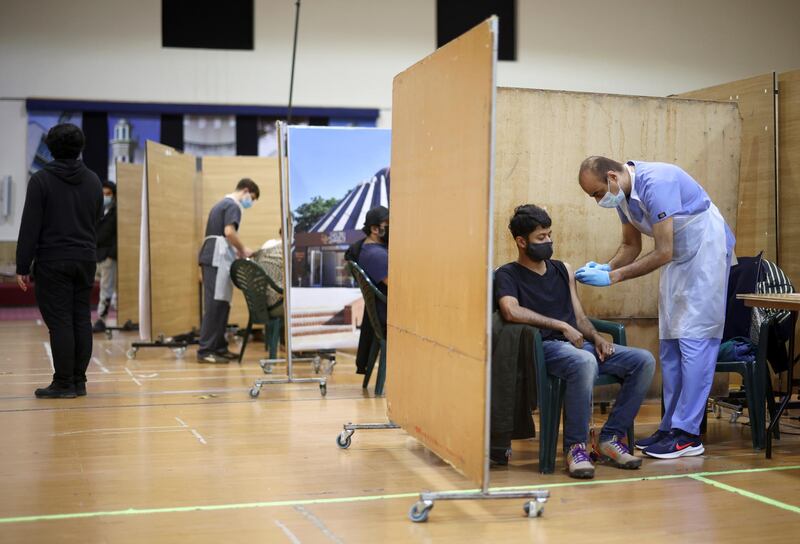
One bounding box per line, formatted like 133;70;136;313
608;222;643;269
610;218;673;283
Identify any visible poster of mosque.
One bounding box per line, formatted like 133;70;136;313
286;126;391;288
26;111;82;176
106;115;160;182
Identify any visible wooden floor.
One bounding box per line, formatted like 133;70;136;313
1;321;799;543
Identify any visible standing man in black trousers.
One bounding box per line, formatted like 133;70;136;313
16;123;103;398
197;179;260;363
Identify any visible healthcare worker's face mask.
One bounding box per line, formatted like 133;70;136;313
597;177;625;209
241;195;254;209
525;241;553;262
379;225;389;245
103;196;113;208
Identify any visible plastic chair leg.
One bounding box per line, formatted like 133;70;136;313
744;365;766;449
539;378;564;474
374;342;387;396
238;321;252;364
266;318;281;360
362;339;380;390
626;424;635;452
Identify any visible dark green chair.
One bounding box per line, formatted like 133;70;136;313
712;314;776;449
346;260;387;396
230;258;284;363
534;318;636;474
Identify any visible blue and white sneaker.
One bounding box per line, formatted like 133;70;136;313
643;429;704;459
634;429;669;450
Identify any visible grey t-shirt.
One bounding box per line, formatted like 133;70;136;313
199;198;242;265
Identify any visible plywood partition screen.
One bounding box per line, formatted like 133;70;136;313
116;162;143;326
778;69;800;347
200;157;282;329
144;141;200;338
493;88;741;319
387;19;496;487
678;73;777;261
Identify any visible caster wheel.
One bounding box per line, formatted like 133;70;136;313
174;347;187;359
336;432;352;449
524;500;545;518
249;387;261;398
320;382;327;397
408;501;433;523
730;412;741;423
313;357;322;374
127;348;137;360
105;330;113;340
263;364;274;374
713;404;722;419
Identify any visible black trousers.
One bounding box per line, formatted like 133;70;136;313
199;265;231;356
34;260;96;387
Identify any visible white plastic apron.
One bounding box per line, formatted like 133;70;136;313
619;180;727;339
204;235;236;303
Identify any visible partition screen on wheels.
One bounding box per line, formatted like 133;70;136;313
144;141;200;339
116;162;144;326
200;156;282;330
387;19;496;486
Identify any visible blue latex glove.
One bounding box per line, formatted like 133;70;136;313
575;267;611;287
585;261;612;272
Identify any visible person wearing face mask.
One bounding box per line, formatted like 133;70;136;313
356;206;389;328
197;178;260;364
495;204;655;478
576;157;735;459
92;181;118;333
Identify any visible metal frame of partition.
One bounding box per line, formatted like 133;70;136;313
249;121;328;399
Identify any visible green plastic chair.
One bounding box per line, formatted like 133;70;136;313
712;314;776;449
346;260;387;396
534;318;636;474
230;258;284;363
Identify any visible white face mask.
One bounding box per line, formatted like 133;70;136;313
597;177;625;209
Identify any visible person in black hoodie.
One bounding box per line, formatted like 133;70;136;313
92;181;117;333
16;123;103;398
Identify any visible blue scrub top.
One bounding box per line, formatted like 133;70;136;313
617;161;735;252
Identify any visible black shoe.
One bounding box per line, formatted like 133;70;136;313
92;319;106;333
75;382;87;396
35;383;77;399
216;350;240;360
490;447;511;467
197;353;230;364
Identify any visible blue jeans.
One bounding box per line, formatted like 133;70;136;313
542;340;655;449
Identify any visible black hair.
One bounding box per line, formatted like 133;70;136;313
45;123;85;160
361;205;389;235
508;204;552;239
579;156;624;182
235;178;260;199
102;181;117;196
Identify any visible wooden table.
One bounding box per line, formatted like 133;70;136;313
737;293;800;458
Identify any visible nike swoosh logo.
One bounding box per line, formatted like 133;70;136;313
675;442;695;451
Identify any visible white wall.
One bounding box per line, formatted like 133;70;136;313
1;0;799;240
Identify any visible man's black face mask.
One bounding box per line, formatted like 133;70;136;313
525;241;552;261
379;226;389;245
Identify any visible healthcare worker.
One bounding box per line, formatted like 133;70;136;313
576;156;735;459
197;178;260;364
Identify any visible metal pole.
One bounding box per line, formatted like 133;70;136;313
287;0;302;124
481;16;499;495
773;72;781;266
